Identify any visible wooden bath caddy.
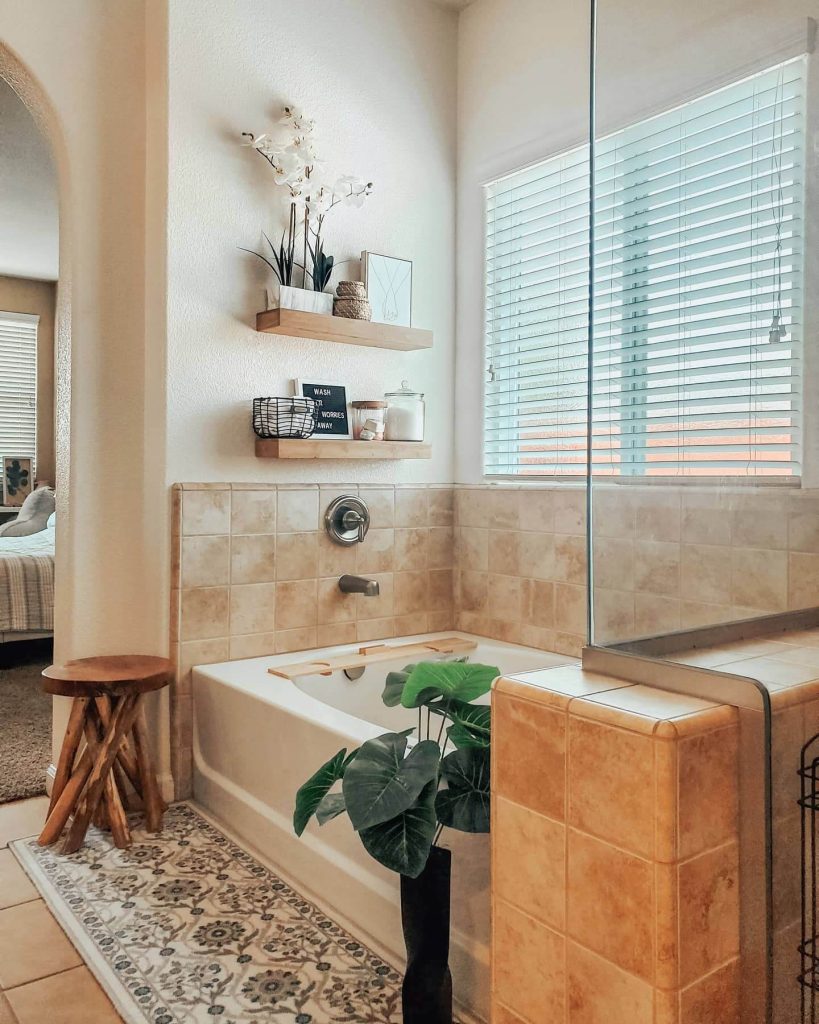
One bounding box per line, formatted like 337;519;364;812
268;636;477;681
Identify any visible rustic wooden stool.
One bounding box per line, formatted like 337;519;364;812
38;655;172;854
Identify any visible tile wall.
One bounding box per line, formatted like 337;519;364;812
491;664;743;1024
492;644;819;1023
170;479;819;796
454;486;587;658
169;482;455;794
593;485;819;643
454;484;819;653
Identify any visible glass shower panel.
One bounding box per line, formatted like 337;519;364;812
588;4;819;1022
590;0;818;649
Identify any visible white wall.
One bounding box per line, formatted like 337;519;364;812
455;0;818;483
455;0;590;483
0;79;58;281
0;0;170;782
165;0;458;486
1;0;169;658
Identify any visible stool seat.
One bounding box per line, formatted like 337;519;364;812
38;655;172;854
42;655;171;697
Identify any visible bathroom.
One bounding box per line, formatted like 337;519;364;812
0;0;816;1022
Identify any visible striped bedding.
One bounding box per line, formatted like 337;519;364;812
0;527;55;632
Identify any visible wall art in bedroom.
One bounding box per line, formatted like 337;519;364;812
3;457;33;506
362;251;412;327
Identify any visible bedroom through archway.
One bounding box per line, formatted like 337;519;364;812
0;73;59;804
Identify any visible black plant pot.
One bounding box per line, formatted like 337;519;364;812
400;845;453;1024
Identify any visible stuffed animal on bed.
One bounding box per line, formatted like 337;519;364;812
0;486;55;537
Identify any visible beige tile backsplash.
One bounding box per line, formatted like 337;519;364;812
170;482;456;794
452;484;819;653
170;479;819;794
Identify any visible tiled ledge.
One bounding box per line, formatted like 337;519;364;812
492;649;815;1024
495;664;737;738
490;662;743;1023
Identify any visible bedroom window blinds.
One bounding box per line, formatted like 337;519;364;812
484;56;806;478
0;311;38;469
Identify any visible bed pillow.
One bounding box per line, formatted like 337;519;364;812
47;511;56;529
0;486;56;537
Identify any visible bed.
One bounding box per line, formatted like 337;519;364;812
0;524;55;642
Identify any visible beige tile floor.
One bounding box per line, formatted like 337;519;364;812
0;797;123;1024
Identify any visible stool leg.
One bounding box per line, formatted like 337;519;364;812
113;760;136;812
38;747;94;846
63;695;141;855
48;698;90;815
84;712;109;831
84;707;131;846
132;701;166;832
103;773;131;849
96;696;145;801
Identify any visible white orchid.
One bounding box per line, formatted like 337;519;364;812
344;190;368;208
333;175;373;207
270;151;305;187
287;137;319;166
333;174;364;195
280;105;315;135
242;104;373;292
254;134;282;158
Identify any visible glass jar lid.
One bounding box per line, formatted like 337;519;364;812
384;380;424;400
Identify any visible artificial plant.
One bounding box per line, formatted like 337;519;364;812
241;106;373;292
294;660;497;878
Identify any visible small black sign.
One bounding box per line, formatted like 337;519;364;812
296;381;350;437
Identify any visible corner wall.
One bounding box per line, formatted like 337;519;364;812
165;0;458;487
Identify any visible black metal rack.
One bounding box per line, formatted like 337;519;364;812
799;733;819;1020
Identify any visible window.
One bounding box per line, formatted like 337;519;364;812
484;57;806;478
0;312;38;470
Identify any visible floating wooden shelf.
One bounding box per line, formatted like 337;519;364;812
255;439;432;460
256;308;433;351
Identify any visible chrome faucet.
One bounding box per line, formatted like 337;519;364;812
338;574;380;597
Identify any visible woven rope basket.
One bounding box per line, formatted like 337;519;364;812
336;280;366;297
334;296;372;320
334;281;372;320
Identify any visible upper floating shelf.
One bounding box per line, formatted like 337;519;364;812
256;308;433;351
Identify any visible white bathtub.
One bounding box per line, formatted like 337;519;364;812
192;631;573;1022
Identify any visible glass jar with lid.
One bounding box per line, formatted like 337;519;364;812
384;381;425;442
351;401;387;440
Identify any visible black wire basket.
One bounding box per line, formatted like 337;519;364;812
252;396;318;439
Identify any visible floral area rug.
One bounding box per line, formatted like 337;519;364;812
12;803;404;1023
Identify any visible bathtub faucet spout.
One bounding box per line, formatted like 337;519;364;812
338;574;380;597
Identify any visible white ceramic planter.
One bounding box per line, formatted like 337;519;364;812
268;284;333;315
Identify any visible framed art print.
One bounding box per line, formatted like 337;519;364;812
292;380;350;438
362;251;412;327
3;457;33;506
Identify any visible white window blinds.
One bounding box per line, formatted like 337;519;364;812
0;312;38;469
484;57;806;478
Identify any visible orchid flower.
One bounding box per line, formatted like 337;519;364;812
242;105;373;292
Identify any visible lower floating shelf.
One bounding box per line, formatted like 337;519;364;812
255;439;432;460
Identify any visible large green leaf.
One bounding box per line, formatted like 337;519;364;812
435;747;491;834
381;665;416;707
293;748;349;836
359;779;438;877
315;791;346;825
343;733;441;831
400;662;499;709
440;700;491;749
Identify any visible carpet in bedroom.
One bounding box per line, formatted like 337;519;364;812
0;654;51;803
